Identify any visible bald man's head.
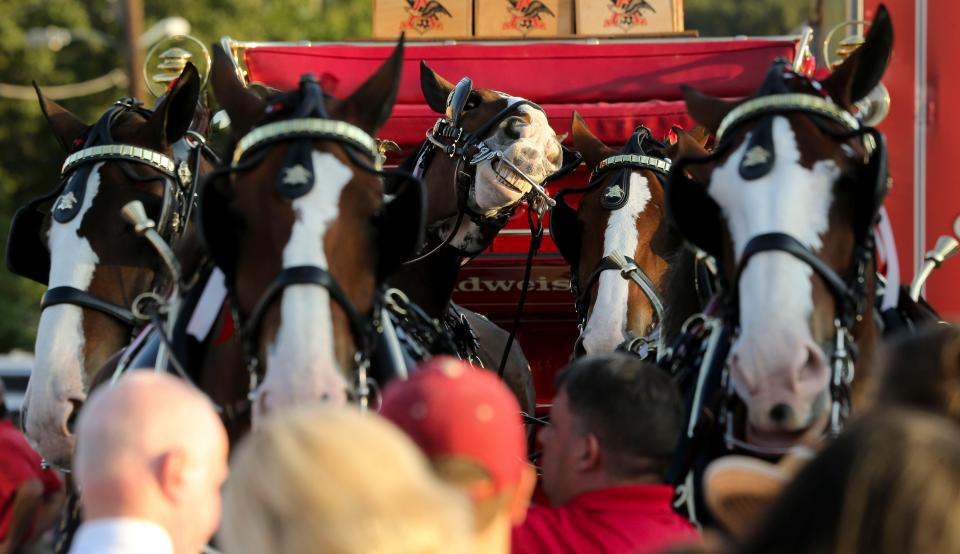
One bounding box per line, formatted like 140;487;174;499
75;372;224;478
74;372;228;554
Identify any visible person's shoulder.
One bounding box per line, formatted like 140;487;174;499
512;504;573;554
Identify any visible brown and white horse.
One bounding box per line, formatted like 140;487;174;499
665;5;894;449
203;40;416;421
553;114;708;358
386;64;566;409
7;66;211;467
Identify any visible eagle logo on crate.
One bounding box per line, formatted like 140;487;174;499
503;0;555;36
402;0;453;33
604;0;655;31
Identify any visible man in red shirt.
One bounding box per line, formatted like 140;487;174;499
513;354;698;554
0;380;65;554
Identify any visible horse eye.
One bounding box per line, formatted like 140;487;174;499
464;93;481;111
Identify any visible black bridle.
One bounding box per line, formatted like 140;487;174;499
206;73;423;408
552;130;673;358
664;63;889;459
406;79;579;263
37;98;216;330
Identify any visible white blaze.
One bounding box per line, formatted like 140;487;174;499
256;152;351;421
710;117;839;402
25;163;103;465
581;173;652;354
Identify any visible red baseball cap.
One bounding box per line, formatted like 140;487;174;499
380;356;527;496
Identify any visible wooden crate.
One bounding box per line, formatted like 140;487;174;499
576;0;682;36
373;0;473;39
475;0;574;38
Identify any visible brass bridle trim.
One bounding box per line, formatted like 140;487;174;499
232;118;381;168
591;153;672;180
62;144;177;177
716;93;873;153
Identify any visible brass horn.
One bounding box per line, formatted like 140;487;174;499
823;20;891;126
142;35;211;98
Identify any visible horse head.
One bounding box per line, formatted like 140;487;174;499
667;5;893;444
556;114;707;356
417;63;563;225
205;39;413;422
9;64;209;467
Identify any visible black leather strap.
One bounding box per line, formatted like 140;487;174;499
41;286;139;328
242;265;370;356
736;232;855;307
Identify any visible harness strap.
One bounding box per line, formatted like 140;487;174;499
736;232;857;309
242;265;371;356
42;286;139;328
576;254;664;326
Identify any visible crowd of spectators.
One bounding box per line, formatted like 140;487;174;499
1;322;959;553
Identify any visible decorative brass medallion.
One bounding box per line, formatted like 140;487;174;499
742;145;772;168
282;164;313;186
56;192;78;212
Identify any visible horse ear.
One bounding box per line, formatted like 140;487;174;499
667;126;709;163
211;43;265;136
420;61;454;115
821;4;894;107
145;62;201;146
342;36;405;135
33;83;88;151
570;112;614;171
682;85;739;135
688;125;711;148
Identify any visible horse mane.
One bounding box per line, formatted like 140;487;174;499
661;246;701;343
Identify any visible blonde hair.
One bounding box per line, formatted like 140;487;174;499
835;410;960;554
431;456;513;532
220;406;473;554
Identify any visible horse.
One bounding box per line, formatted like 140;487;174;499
664;5;894;455
201;38;423;421
551;113;709;359
386;64;568;411
6;64;214;468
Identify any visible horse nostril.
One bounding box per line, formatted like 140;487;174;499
769;403;793;424
66;398;84;434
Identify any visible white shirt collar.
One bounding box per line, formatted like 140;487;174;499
69;517;174;554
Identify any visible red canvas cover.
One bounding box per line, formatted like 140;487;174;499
243;39;797;147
